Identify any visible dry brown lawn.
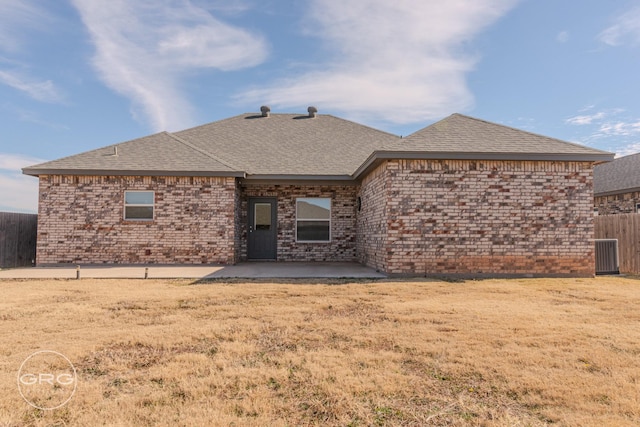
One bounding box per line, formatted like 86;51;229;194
0;276;639;426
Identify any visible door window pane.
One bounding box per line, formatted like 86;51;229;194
255;203;271;230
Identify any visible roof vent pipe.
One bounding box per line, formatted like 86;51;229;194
260;105;271;117
308;106;318;118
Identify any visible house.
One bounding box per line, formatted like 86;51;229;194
594;153;640;214
23;108;613;276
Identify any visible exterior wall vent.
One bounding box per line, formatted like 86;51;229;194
260;105;271;117
308;106;318;118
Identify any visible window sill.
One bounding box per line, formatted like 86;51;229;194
122;219;155;224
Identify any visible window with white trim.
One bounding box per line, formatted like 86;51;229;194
296;198;330;242
636;203;640;214
124;191;154;220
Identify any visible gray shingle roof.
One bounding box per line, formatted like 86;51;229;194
594;152;640;196
22;131;241;177
173;113;398;177
385;114;612;156
23;111;613;180
23;113;398;178
353;114;613;178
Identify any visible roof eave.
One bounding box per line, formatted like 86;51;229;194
594;186;640;198
353;151;615;179
243;174;356;185
22;168;246;178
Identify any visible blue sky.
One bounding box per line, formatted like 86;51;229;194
2;0;640;213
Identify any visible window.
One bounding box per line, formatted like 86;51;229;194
124;191;154;220
254;203;272;230
296;198;330;242
636;203;640;214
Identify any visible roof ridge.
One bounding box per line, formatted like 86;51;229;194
448;113;612;154
163;131;243;172
182;112;401;136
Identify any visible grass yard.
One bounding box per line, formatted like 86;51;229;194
0;276;639;426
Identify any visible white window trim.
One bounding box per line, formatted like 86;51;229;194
124;190;155;221
295;197;331;243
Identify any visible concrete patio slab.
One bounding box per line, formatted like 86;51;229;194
0;262;386;280
206;262;386;279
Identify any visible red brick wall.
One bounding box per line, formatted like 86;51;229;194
355;163;388;271
36;175;237;265
234;179;243;263
357;160;595;277
35;160;596;276
238;184;357;261
594;192;640;215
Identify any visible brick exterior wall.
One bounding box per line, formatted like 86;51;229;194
238;184;357;261
357;160;595;277
356;163;388;271
234;179;243;263
34;160;596;277
36;175;236;265
594;192;640;215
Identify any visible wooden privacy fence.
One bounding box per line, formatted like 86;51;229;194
0;212;37;268
595;213;640;274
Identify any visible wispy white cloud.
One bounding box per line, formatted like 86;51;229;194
565;106;640;156
565;107;627;126
598;6;640;46
71;0;269;132
0;102;69;131
599;120;640;137
0;2;63;103
0;1;50;52
0;153;44;172
0;69;63;103
570;109;640;139
235;0;518;126
0;153;45;213
566;111;607;125
557;31;569;43
616;142;640;158
513;117;536;131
